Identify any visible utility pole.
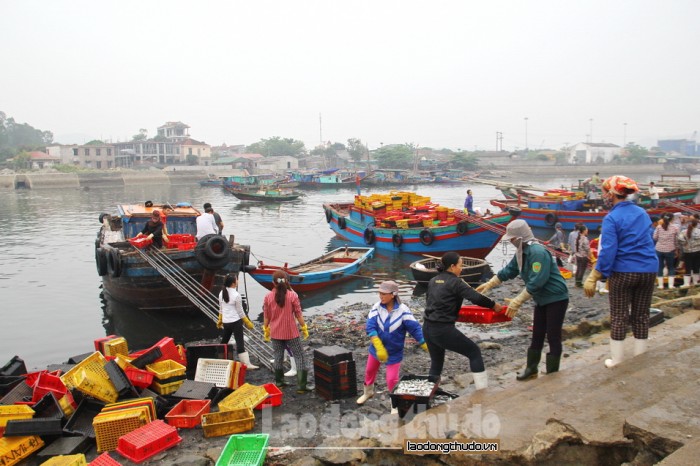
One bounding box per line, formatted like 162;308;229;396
589;118;594;143
319;113;323;146
524;117;529;152
496;132;503;151
623;122;627;148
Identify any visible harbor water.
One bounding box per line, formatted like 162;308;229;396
0;175;655;370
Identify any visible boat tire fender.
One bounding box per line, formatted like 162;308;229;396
195;234;231;270
456;221;469;235
325;208;333;223
338;216;347;230
95;248;108;276
419;229;435;246
107;248;122;278
544;212;558;227
99;213;110;224
392;233;403;248
364;228;376;245
204;235;230;260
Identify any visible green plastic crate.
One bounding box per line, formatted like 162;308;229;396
215;433;269;466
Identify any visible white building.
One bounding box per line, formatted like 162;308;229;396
254;155;299;171
569;143;621;164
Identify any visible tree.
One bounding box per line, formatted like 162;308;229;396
132;129;148;141
245;136;306;157
86;139;104;145
373;144;414;169
451;151;479;170
186;154;199;165
0;111;53;163
12;151;30;170
347;138;368;163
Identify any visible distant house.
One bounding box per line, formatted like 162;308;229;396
657;138;697;156
27;151;61;169
568;143;621;164
255;155;299;171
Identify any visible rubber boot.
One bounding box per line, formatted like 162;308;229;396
296;370;309;394
274;370;288;387
473;371;488;390
390;398;398;415
238;352;259;370
668;276;676;289
633;338;648;357
516;349;541;381
284;356;297;377
605;339;625;368
683;275;691;288
356;384;374;405
657;277;664;289
694;274;700;286
545;353;561;374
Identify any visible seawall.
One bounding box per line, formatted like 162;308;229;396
0;170;210;190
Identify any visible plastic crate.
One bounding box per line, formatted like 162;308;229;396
67;352;94;365
104;361;137;399
558;267;573;279
149;379;185;395
457;305;512;324
93;408;150;452
61;352;110;391
170;380;217;400
0;405;35;428
137;389;170;419
128;347;162;369
390;375;439;419
46;363;76;375
89;452;123;465
32;372;68;403
63;398;105;439
4;417;62;437
0;380;32;405
0;356;27;377
184;344;234;379
313;346;353;365
36;435;92;459
0;376;25;396
165;399;211;428
201;408;255;438
164;234;195;249
146;360;186;381
314;384;357;401
194;359;235;388
128;237;152;249
229;361;246;390
216;433;270;466
94;336;117;353
38;453;87;465
102;338;129;358
116;419;182;464
0;435;44;466
32;392;65;420
58;392;77;418
177;242;196;251
75;369;118;403
103;398;156;422
150;338;187;366
218;384;268;411
124;368;153;389
254;384;283;410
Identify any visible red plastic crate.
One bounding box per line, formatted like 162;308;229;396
254;384;283;410
32;372;68;403
164;234;195;249
116;419;182;464
165;399;211;428
457;305;512;324
90;451;124;465
177;242;196;251
151;338;187;366
128;237;152;249
124;368;154;389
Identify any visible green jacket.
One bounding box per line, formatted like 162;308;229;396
497;242;569;306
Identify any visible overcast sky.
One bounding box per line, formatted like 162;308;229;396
1;0;698;152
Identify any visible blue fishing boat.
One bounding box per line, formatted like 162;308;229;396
247;246;374;292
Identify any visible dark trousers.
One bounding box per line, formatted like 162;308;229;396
608;272;655;340
575;256;589;284
684;251;700;275
530;299;569;356
221;320;245;352
423;320;485;377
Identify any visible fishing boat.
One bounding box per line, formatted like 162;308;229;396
247;247;374;292
199;174;223;187
95;202;250;310
289;169;357;189
410;256;489;286
323;192;515;257
228;188;302;202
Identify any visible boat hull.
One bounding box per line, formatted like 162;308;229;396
229;191;301;202
410;257;489;285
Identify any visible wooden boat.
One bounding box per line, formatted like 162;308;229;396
247;247;374;292
228;188;302;202
323;192;516;257
95;202;250;310
199;175;223;187
410;256;489;285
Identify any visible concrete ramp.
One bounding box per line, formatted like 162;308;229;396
24;173;80;189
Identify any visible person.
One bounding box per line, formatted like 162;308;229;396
464;189;475;215
356;281;428;414
547;222;566;267
647;181;660;208
217;274;258;369
204;202;224;234
573;225;591;288
678;218;700;288
355;174;362;196
567;222;583;255
263;269;310;393
422;252;503;390
136;210;166;248
584;175;658;368
591;172;601;185
478;220;569;380
196;205;219;240
653;214;680;289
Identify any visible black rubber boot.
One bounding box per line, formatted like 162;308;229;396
275;370;288;387
546;353;561;374
297;370;309;394
516;349;541;381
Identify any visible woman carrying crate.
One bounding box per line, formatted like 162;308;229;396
218;274;258;370
263;270;311;393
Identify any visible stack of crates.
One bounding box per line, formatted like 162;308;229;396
313;346;357;401
94;336;129;358
92;400;154;452
146;360;186;395
60;352;118;404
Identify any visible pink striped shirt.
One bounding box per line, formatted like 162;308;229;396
653;224;679;253
263;290;302;340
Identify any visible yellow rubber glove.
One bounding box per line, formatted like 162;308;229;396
420;342;429;352
216;314;223;330
506;288;532;318
476;276;501;295
370;336;388;362
300;324;309;340
584;269;603;298
242;316;254;330
263;325;270;342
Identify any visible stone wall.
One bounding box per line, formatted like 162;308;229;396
25;173;80;189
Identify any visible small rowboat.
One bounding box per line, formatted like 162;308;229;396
247;247;374;292
409;256;489;286
229;189;302;202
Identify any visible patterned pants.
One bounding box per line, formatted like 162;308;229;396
608;272;656;341
272;337;309;371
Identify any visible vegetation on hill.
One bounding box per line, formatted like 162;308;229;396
0;111;54;162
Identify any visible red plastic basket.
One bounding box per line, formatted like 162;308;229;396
116;419;181;464
90;452;123;465
128;237;152;249
177;242;196;251
254;383;283;410
31;372;68;403
164;234;195;249
165;399;211;428
125;368;154;389
457;305;512;324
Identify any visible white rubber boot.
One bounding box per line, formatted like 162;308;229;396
682;275;691;288
238;352;259;370
390;399;398;415
473;371;488;390
284;356;297;377
356;384;374;405
657;277;664;289
694;274;700;286
605;339;625;368
633;338;648;357
668;276;676;289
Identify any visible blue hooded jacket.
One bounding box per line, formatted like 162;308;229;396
366;301;424;365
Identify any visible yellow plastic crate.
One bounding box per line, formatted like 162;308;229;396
102;337;129;357
58;395;75;418
0;405;34;428
114;355;136;371
395;219;409;229
0;435;44;466
146;360;186;381
93;407;150;452
75;369;118;403
60;351;110;390
40;453;87;465
103;398;156;422
201;408;254;438
218;384;268;411
150;379;185;395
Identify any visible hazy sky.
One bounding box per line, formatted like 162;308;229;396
2;0;698;151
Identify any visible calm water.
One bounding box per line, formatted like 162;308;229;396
0;175;654;370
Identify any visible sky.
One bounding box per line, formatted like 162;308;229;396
1;0;699;152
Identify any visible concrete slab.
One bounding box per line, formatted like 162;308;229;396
657;437;700;466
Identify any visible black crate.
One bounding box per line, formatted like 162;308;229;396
209;387;234;409
152;373;186;385
313;346;353;365
170;380;218;400
130;346;162;369
313;360;357;379
314;371;357;388
315;384;357;401
37;435;93;459
46;363;76;374
139;388;172;418
0;375;25;396
389;375;439;419
184;343;235;379
67;352;94;364
63;398;105;439
4;418;63;436
105;360;138;399
0;356;27;377
32;392;65;420
0;379;32;405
